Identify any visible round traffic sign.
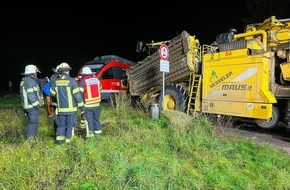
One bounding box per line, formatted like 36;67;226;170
159;44;169;61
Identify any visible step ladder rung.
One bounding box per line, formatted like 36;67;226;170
187;74;201;115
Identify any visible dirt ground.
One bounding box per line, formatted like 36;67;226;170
161;110;290;156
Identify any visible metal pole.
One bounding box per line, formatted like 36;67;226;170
163;72;165;110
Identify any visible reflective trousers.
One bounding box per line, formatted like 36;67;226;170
56;113;77;139
85;106;101;132
24;108;40;139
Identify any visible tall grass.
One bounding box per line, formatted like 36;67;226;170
0;94;289;189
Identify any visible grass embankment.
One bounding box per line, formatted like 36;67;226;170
0;94;289;189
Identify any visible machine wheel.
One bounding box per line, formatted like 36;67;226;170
158;84;188;112
284;100;290;133
255;107;280;129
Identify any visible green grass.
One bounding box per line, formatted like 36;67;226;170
0;94;290;189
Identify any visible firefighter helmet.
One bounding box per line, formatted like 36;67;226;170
52;64;60;73
22;64;40;75
58;62;72;72
81;66;93;75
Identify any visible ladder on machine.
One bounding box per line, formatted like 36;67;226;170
186;73;202;116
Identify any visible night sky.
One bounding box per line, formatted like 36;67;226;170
0;2;265;93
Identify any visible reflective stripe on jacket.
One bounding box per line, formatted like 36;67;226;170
20;75;41;109
79;75;102;108
50;73;84;114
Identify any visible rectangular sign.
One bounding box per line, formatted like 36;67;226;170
160;60;169;73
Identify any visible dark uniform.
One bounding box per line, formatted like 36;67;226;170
43;66;61;134
20;64;43;139
79;67;102;137
50;62;85;144
49;71;60;133
47;70;60;116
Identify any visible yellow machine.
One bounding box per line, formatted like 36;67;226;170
128;16;290;132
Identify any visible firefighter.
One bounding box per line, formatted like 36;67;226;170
42;64;61;135
78;66;102;137
47;65;60;116
50;62;85;144
20;64;44;139
49;65;61;134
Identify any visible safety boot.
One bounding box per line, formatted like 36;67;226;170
55;140;65;145
94;130;102;134
55;136;65;145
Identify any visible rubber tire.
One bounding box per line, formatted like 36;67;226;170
255;106;280;129
158;84;188;112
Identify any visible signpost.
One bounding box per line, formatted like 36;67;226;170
8;81;12;94
159;44;169;110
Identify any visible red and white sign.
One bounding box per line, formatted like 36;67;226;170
159;44;169;61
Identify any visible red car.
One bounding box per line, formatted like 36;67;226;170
76;55;136;100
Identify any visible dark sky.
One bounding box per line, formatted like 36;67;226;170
1;2;250;93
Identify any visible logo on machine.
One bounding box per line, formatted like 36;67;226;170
221;84;250;90
210;71;233;88
210;71;219;83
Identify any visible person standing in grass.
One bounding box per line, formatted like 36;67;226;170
50;62;85;144
20;64;44;139
45;65;61;118
43;64;61;134
78;66;102;137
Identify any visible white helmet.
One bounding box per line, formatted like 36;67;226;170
22;64;40;75
52;64;61;73
81;66;93;75
58;62;72;72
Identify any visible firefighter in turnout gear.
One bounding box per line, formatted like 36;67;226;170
46;65;61;117
43;64;61;135
79;66;102;137
20;64;44;139
50;62;85;144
